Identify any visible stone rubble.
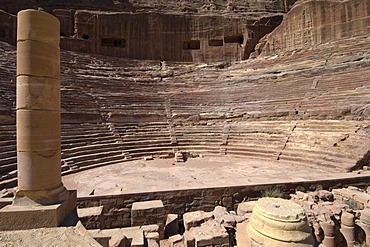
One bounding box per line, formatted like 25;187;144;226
111;187;370;247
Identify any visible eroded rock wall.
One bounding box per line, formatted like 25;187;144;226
63;11;257;62
0;10;16;45
257;0;370;57
0;0;296;15
0;0;288;62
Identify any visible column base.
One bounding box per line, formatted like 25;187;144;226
0;190;76;231
13;183;69;206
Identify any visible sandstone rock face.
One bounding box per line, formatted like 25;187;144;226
257;0;370;57
0;0;296;14
0;0;288;62
61;10;283;62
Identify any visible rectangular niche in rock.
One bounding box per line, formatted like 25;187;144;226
101;38;126;48
208;39;223;46
182;40;200;50
224;34;244;44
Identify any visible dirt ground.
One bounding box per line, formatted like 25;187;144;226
0;223;101;247
62;156;368;197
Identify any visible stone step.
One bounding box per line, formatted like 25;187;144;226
63;150;124;164
0;163;17;175
0;177;17;191
63;153;126;172
0;157;16;166
62;144;123;158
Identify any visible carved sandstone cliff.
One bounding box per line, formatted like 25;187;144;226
0;0;289;62
255;0;370;57
0;0;296;15
60;11;283;62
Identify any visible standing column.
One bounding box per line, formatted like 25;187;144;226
320;220;336;247
361;209;370;246
340;212;355;247
15;9;68;205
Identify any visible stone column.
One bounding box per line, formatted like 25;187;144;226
15;9;68;205
361;209;370;246
320;220;336;247
340;212;355;247
245;198;315;246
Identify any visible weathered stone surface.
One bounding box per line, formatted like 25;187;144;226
77;206;104;229
165;214;179;237
109;232;130;247
340;212;355;246
0;222;102;247
14;9;69;206
168;234;183;246
246;198;315;246
212;205;244;227
183;211;213;231
0;190;77;231
189;220;229;247
0;0;291;62
360;208;370;246
89;227;144;247
131;200;165;239
257;0;370;57
183;231;195;247
237;201;256;216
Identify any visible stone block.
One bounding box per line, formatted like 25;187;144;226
132;200;164;212
77;205;104;229
183;231;195;247
0;190;76;231
183;211;213;231
236;201;257;216
189;221;228;247
89;227;144;247
78;206;103;218
131;200;165;239
17;110;61;152
146;232;160;242
169;234;183;246
17;150;61;191
236;221;248;247
17;40;60;78
147;239;159;247
141;224;160;233
165;214;179;237
109;233;131;247
17;75;60;111
17;10;60;46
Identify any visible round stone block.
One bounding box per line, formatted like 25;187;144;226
341;212;355;227
361;209;370;225
17;75;60;111
17;110;60;152
246;198;315;246
17;149;61;191
17;9;60;46
17;40;60;78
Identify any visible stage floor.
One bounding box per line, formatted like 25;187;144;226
62;156;369;197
